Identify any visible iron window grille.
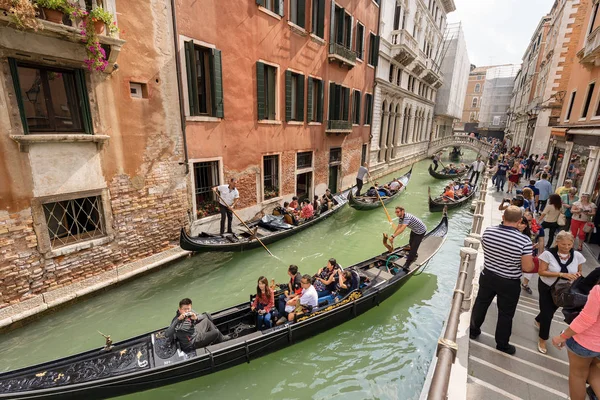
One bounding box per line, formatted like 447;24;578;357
193;161;220;218
263;155;280;200
329;147;342;163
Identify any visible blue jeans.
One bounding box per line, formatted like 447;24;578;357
566;337;600;359
317;289;330;298
496;175;506;191
277;294;287;317
256;312;272;330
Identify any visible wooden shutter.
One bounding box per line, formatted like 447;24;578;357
285;70;292;122
256;61;266;120
317;80;324;122
349;15;354;51
8;58;29;134
342;87;349;121
297;74;305;121
317;0;325;37
372;35;380;67
354;90;361;124
328;81;336;121
329;1;336;44
307;78;313;122
297;0;306;28
210;49;224;118
184;41;199;116
256;0;265;6
75;69;94;134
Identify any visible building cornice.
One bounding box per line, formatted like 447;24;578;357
376;78;436;106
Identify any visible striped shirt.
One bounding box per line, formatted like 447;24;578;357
399;213;427;235
482;225;533;279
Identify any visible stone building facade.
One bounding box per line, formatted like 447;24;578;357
370;0;456;176
456;65;494;134
0;0;188;310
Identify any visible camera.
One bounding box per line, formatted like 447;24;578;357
184;312;194;317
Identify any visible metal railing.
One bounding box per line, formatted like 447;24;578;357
426;172;490;400
328;43;357;66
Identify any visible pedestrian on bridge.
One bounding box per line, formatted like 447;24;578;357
469;206;535;355
469;156;486;186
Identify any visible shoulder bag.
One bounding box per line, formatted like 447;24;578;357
557;213;567;227
549;249;584;308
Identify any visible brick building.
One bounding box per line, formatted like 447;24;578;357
455;65;495;134
0;0;188;310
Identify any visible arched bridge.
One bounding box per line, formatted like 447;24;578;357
427;135;493;158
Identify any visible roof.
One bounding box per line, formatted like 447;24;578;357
470;64;515;75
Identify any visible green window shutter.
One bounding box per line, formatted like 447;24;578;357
275;0;284;16
372;36;380;67
285;70;292;122
75;69;94;134
256;0;265;6
318;81;324;122
307;78;314;121
297;74;305;121
297;0;306;28
342;87;349;121
328;82;336;120
8;58;29;134
210;49;224;118
329;1;336;44
184;40;199;116
337;8;345;44
256;61;266;120
317;0;325;37
355;91;361;124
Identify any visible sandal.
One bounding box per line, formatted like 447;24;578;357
521;284;533;295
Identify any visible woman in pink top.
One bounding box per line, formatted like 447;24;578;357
552;283;600;400
300;200;314;220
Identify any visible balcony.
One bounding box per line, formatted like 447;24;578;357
326;120;353;134
328;43;356;69
390;29;418;66
423;59;443;85
579;26;600;66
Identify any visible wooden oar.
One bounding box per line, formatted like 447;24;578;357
367;170;396;230
213;190;275;257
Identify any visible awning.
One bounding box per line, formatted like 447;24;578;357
551;128;566;137
565;128;600;136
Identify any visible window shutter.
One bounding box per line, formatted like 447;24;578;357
355;91;361;124
307;78;313;121
337;8;345;44
285;70;292;122
297;0;306;28
329;1;336;44
297;74;305;121
256;61;266;120
328;81;336;121
210;49;224;118
256;0;265;6
75;69;94;134
317;0;325;37
318;81;324;123
372;36;380;66
276;0;284;16
349;16;354;51
342;87;350;121
8;58;29;134
184;41;199;116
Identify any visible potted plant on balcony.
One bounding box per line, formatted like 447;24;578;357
89;5;118;35
35;0;67;24
1;0;42;30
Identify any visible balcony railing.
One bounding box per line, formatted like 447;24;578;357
328;43;356;68
390;29;418;66
326;120;353;133
580;26;600;65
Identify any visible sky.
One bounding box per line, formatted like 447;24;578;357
447;0;556;67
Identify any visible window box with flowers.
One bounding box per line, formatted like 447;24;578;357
196;200;220;219
264;186;279;200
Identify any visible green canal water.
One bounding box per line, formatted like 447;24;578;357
0;151;478;400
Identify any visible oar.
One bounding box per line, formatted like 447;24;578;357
367;170;396;230
213;190;275;257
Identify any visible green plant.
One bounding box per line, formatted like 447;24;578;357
89;6;118;35
35;0;67;11
1;0;42;31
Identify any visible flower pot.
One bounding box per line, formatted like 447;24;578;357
43;8;64;24
94;20;105;34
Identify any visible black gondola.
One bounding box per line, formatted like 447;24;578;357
348;166;412;211
0;214;449;400
179;190;350;252
428;186;477;212
428;164;468;180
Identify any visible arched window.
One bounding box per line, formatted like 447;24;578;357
471;97;478;108
469;112;476;121
475;83;481;93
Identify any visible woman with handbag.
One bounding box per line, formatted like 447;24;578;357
561;187;579;232
536;231;584;354
538;194;563;249
571;193;597;251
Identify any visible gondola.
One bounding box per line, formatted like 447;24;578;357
348;165;412;211
179;189;350;252
0;214;449;400
428;186;477;212
428;164;468;180
449;147;462;161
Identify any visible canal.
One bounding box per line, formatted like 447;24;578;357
0;151;478;400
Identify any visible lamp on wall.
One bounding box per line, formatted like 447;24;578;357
25;82;40;104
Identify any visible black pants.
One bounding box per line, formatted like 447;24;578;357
356;178;364;196
535;278;559;341
525;168;533;179
470;269;521;348
542;221;559;248
405;231;425;266
191;317;225;349
433;160;439;171
219;204;233;235
470;171;480;185
538;199;547;213
277;294;288;318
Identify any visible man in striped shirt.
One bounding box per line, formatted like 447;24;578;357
469;206;535;355
383;206;427;269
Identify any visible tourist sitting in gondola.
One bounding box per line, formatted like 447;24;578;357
334;269;360;300
322;189;334;211
251;276;275;330
276;274;319;325
445;164;458;174
289;196;300;211
300;200;314;220
313;258;343;297
388;178;403;192
374;182;392;197
313;195;321;216
281;202;299;225
165;298;230;352
443;185;455;200
276;265;303;320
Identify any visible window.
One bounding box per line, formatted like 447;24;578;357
257;0;283;16
565;91;576;121
581;82;595;119
328;82;350;121
589;2;599;36
329;147;342;163
492;116;501;126
184;42;224;118
286;70;305;122
9;60;91;134
257;62;278;120
477;75;483;80
396;69;402;86
311;0;325;38
352;90;361;124
364;93;373;125
389;65;395;82
474;83;481;93
193;161;220;218
393;3;402;30
368;33;380;66
307;77;324;122
297;151;313;169
333;5;352;48
290;0;306;28
263;155;280;200
42;195;106;249
361;143;368;165
356;23;365;59
471;97;478;108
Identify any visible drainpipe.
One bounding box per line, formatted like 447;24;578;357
369;0;383;159
170;0;190;175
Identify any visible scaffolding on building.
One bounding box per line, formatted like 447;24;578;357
478;64;520;131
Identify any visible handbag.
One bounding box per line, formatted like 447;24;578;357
531;256;539;274
583;221;595;233
557;213;567;227
551;277;588;308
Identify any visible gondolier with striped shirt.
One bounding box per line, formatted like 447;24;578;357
383;206;427;269
469;206;535;355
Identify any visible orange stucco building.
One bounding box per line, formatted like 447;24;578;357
175;0;378;231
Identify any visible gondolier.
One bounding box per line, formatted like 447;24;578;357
432;152;442;171
213;178;240;236
469;156;486;185
383;206;427;269
356;163;369;196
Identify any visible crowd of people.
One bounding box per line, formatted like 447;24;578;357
441;179;473;201
277;188;337;225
